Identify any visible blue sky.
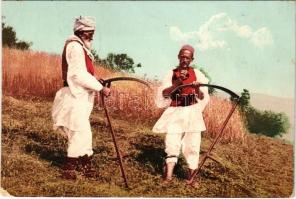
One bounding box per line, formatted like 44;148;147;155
2;1;295;98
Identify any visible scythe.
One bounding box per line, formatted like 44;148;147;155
98;77;152;189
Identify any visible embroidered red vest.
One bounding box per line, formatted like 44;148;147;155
62;41;95;86
170;66;198;107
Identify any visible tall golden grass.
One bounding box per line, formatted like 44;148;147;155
203;96;246;142
2;47;246;141
3;48;61;97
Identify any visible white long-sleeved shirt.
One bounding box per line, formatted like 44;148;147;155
152;68;210;133
52;35;103;132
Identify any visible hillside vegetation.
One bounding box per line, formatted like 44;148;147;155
1;48;294;197
2;96;293;197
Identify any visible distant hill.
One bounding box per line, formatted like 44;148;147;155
214;92;294;143
250;93;294;143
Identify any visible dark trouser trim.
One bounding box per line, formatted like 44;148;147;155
165;155;178;159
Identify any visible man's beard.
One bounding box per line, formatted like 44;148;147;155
83;40;92;50
180;62;189;68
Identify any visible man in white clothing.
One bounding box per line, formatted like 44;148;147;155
152;45;210;186
52;16;110;180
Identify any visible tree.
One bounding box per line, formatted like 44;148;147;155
101;53;115;69
90;49;100;64
239;89;250;108
100;53;142;73
231;89;250;112
2;23;16;47
15;41;32;50
2;22;32;50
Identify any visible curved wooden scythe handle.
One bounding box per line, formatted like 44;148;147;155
98;77;151;189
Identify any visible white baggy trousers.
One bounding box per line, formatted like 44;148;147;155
62;126;94;158
153;68;210;170
165;132;201;170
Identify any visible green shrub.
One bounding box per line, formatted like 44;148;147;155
245;107;290;137
233;89;290;138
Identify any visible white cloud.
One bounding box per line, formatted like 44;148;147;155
250;27;273;47
170;13;273;51
217;15;253;38
169;26;195;42
237;25;253;38
195;13;229;51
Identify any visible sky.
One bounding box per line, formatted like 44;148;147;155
2;1;295;98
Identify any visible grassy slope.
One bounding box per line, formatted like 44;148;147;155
1;96;294;197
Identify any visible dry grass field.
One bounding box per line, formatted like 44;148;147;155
2;47;246;141
1;48;293;197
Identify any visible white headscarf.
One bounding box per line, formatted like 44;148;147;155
73;16;96;32
65;35;95;60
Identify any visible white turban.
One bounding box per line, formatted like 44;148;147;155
73;16;96;32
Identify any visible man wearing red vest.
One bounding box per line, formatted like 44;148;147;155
153;45;210;186
52;16;110;180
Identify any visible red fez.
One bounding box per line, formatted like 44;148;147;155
179;44;195;55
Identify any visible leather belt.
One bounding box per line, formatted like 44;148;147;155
170;94;198;107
